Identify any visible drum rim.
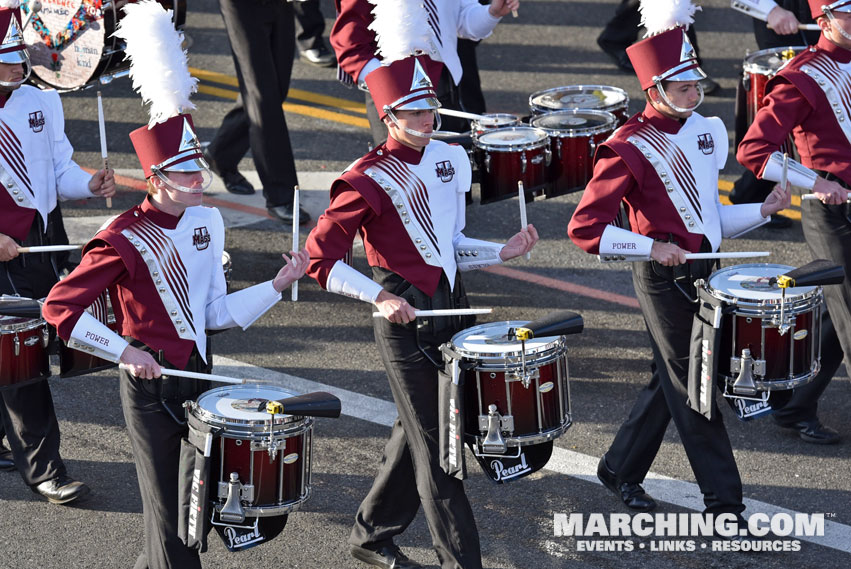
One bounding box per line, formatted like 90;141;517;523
190;384;310;430
0;317;45;333
529;85;629;113
450;320;565;359
529;109;617;138
471;113;522;128
742;45;807;76
472;127;550;152
704;263;820;305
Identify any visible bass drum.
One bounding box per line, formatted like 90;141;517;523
23;0;186;92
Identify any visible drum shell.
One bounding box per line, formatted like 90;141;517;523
450;321;572;448
0;317;50;388
530;110;617;198
742;46;806;127
472;127;550;204
470;113;521;137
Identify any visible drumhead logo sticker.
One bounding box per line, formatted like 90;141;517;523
192;227;211;250
697;133;714;155
29;111;45;133
490;452;531;482
283;453;299;464
435;160;455;183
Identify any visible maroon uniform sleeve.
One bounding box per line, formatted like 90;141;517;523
331;0;378;83
305;181;376;289
567;147;636;255
43;242;128;340
737;79;814;178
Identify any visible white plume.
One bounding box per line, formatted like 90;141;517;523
0;0;22;9
367;0;435;64
113;0;197;127
639;0;701;37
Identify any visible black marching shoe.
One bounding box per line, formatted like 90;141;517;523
0;446;15;472
203;149;255;195
32;474;91;505
778;418;840;445
350;544;423;569
597;456;657;511
267;204;312;225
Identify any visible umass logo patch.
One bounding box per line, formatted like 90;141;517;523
435;160;455;183
29;111;45;133
192;227;211;250
697;133;714;155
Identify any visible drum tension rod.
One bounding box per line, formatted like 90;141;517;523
515;327;533;388
266;401;283;462
776;275;794;335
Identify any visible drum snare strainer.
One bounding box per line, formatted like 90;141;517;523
703;264;823;398
188;384;313;520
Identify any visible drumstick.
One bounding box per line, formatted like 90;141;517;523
730;1;819;30
599;251;770;262
802;194;851;202
437;108;492;123
511;9;518;18
118;363;245;385
97;91;112;209
517;181;531;261
17;244;83;253
291;185;299;302
371;308;493;318
22;0;42;29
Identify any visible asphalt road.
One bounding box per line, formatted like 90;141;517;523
2;1;849;568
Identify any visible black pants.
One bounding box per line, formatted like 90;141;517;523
121;346;211;569
293;0;325;52
365;66;470;146
605;261;745;515
0;210;66;486
207;0;298;209
349;274;481;569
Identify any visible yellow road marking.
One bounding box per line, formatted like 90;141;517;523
719;178;802;219
190;66;367;115
196;84;370;129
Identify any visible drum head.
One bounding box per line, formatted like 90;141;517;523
474;127;548;151
0;314;42;332
194;384;305;429
472;113;521;129
706;263;816;303
743;46;806;76
451;321;561;359
530;85;627;113
530;110;616;136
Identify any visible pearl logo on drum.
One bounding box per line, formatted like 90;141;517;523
435;160;455;183
697;133;714;155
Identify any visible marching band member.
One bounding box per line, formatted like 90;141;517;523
568;0;790;519
738;0;851;444
42;3;307;567
331;0;519;142
304;10;536;564
0;0;114;504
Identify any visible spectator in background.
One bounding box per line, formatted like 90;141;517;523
296;0;337;68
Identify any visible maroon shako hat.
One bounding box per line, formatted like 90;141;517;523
810;0;851;18
129;114;206;179
627;27;706;91
365;54;443;120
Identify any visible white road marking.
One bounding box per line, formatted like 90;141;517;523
213;355;851;555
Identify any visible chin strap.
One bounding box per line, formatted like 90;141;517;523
385;107;442;139
652;81;704;114
824;8;851;42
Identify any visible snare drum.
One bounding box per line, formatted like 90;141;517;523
0;315;50;389
529;110;617;197
470;113;522;138
23;0;186;91
742;46;805;127
472;127;550;204
529;85;629;126
448;321;572;454
703;264;822;394
187;384;313;518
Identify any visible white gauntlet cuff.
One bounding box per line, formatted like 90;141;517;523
454;237;504;271
225;280;281;329
761;152;818;190
68;311;128;363
327;260;383;303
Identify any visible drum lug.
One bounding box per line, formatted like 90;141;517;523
544;144;552;166
218;472;248;523
484;153;491;174
478;412;514;433
729;348;765;396
742;71;750;92
42;326;50;348
508;367;539;389
589;138;596;158
520;151;527;174
480;404;508;454
13;335;19;357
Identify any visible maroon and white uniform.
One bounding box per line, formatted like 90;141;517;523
331;0;500;88
306;136;504;300
0;86;94;240
43;198;281;368
570;103;767;256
